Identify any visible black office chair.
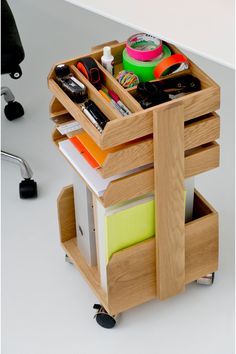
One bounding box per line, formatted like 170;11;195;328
1;0;37;198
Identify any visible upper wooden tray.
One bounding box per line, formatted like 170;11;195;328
48;41;220;149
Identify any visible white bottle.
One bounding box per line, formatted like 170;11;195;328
101;46;114;75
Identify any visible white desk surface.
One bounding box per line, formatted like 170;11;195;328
66;0;235;68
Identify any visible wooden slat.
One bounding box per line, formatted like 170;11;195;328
107;238;156;314
101;141;220;207
185;142;220;177
57;185;77;243
100;137;153;178
184;113;220;150
101;86;220;149
98;113;220;178
185;213;218;283
102;168;153;207
153;103;185;300
106;190;218;314
49;96;67;115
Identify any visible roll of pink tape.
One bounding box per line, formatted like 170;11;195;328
126;33;163;61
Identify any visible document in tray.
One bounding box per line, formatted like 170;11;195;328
95;194;155;292
73;172;97;267
59;139;151;197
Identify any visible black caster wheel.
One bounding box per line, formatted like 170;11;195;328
4;101;24;121
10;66;22;79
93;304;117;329
19;179;38;199
65;254;73;264
197;272;215;285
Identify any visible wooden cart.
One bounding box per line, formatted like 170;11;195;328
48;40;220;328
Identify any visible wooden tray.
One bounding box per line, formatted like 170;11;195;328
52;112;220;179
48;41;220;149
52;128;220;207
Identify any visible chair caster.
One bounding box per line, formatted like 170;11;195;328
10;65;22;79
93;304;117;329
65;254;73;264
19;178;38;199
4;101;24;120
196;272;215;285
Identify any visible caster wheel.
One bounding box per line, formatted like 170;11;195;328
93;304;117;329
4;101;24;120
197;272;215;285
65;254;73;264
19;179;38;199
10;66;22;79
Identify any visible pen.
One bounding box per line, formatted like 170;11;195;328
99;89;126;117
108;89;132;115
81;105;103;133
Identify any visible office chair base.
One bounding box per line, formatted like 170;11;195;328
19;178;37;199
4;101;24;120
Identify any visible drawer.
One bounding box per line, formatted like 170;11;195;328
57;186;218;315
48;41;220;149
52;112;220;179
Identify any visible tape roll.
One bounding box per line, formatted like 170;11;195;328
77;57;102;89
123;45;171;82
126;33;163;61
154;54;189;79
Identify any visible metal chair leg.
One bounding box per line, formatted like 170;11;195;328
1;150;38;199
1;86;24;121
1;86;15;103
1;150;33;179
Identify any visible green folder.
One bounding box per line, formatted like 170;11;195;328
105;196;155;262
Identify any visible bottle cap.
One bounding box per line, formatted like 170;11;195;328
103;46;113;59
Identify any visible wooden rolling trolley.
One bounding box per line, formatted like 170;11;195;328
48;40;220;328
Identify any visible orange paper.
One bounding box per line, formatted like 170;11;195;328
69;136;100;169
75;131;117;166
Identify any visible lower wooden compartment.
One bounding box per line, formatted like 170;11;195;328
58;186;218;315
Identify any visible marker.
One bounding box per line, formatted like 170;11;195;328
108;89;132;115
99;89;126;116
81;105;103;133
